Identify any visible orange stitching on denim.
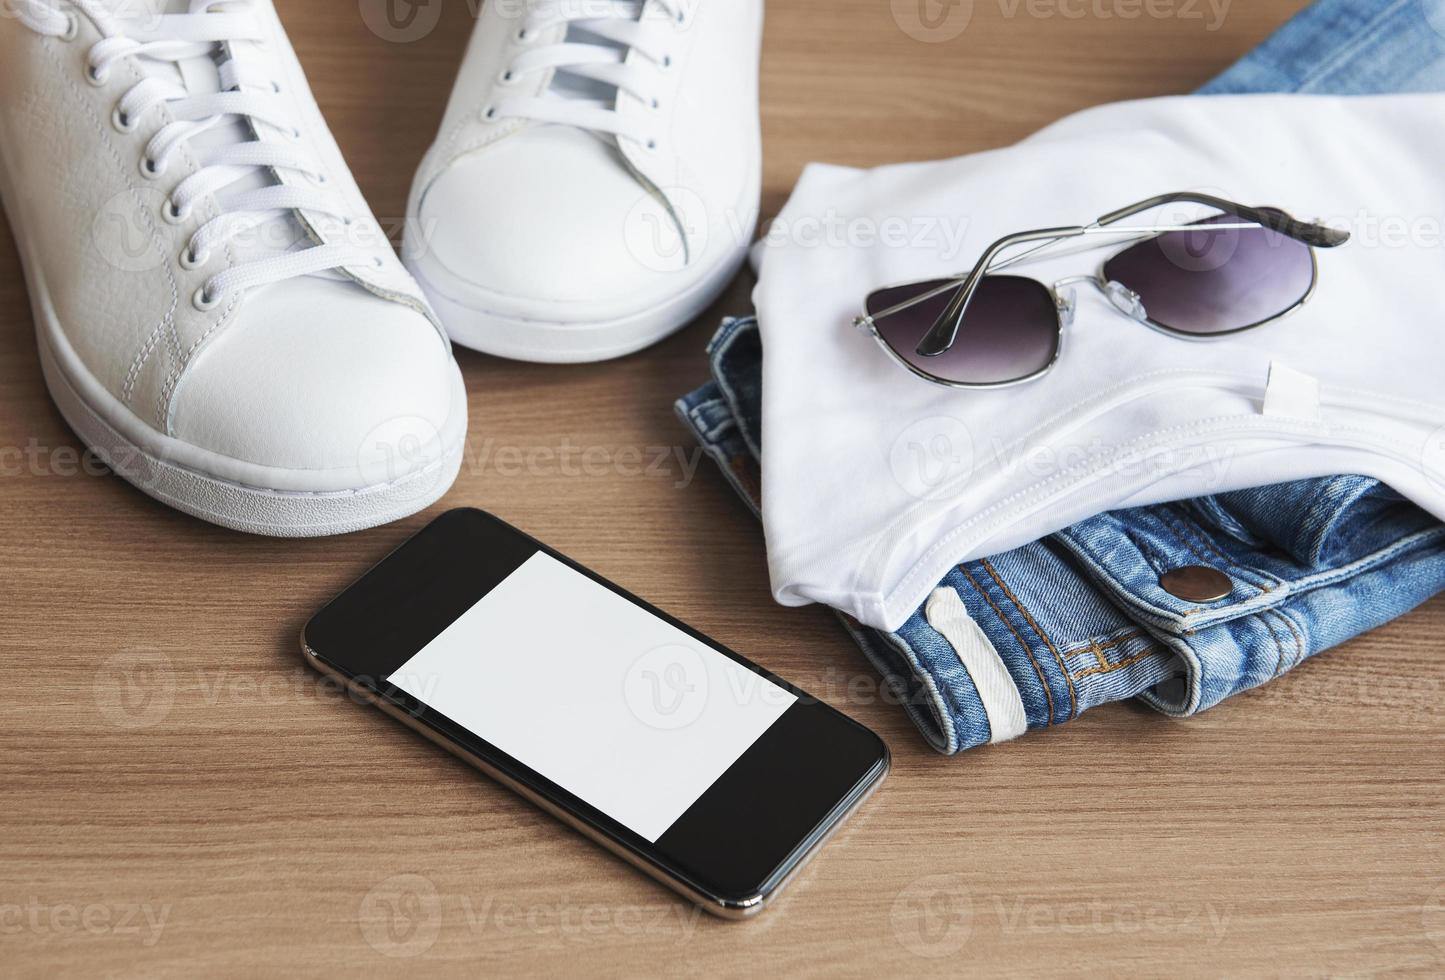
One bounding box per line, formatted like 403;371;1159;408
1060;630;1143;659
1066;633;1164;681
959;564;1056;724
1267;609;1305;674
1072;648;1160;680
1263;608;1288;677
1279;612;1304;668
980;559;1078;719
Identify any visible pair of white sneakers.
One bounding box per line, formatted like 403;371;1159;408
0;0;762;536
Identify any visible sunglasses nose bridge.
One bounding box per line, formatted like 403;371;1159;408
1049;274;1100;329
1051;286;1077;328
1104;280;1150;322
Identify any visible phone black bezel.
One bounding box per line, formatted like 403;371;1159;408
301;508;889;911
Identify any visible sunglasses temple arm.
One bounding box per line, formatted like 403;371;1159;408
906;191;1348;359
1095;191;1350;247
913;225;1084;358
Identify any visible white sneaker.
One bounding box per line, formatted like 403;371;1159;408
405;0;763;363
0;0;468;536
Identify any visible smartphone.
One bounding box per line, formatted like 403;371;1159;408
301;508;888;918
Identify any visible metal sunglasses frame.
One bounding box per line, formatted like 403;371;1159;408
851;191;1351;390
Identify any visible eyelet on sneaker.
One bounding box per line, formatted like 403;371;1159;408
482;105;498;121
514;27;530;42
660;54;673;69
179;246;209;271
110;106;134;133
139;156;163;179
85;63;109;86
162;198;191;224
497;68;517;85
192;285;221;312
60;12;80;40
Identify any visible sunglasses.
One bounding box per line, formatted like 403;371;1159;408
854;192;1350;389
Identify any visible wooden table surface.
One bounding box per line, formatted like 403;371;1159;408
4;1;1443;976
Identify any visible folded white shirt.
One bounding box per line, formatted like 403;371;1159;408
752;94;1445;632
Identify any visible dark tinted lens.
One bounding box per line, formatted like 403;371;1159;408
867;275;1060;386
1102;214;1315;336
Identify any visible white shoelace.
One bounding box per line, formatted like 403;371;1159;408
491;0;692;149
13;0;377;310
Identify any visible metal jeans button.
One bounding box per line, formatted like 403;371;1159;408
1159;565;1233;602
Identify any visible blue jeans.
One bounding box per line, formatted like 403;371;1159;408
675;0;1445;753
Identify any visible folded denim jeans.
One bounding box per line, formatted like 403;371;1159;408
675;0;1445;753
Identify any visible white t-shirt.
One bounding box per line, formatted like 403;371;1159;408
752;94;1445;632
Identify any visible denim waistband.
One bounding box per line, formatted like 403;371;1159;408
674;0;1445;753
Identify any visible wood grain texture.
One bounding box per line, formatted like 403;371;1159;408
2;1;1442;976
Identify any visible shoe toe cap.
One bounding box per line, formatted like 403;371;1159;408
413;126;689;315
168;278;459;484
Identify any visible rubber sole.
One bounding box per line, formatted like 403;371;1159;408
36;325;468;537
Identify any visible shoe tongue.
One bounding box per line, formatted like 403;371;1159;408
115;0;310;269
548;1;644;104
110;1;188;87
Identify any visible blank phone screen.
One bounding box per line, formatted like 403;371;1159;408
388;551;798;842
